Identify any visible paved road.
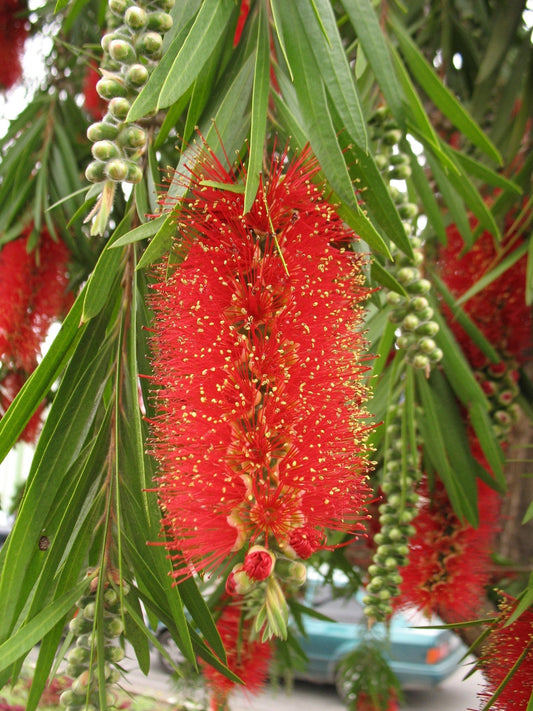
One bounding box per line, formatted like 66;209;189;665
120;645;484;711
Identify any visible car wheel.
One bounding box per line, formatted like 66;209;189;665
335;663;357;704
157;629;185;674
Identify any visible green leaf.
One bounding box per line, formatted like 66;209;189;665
451;148;522;194
0;305;116;641
0;577;88;673
275;3;360;213
431;271;501;363
112;215;167;248
389;14;502;164
416;370;479;524
128;0;235;120
136;212;176;270
340;0;404;122
244;3;270;214
468;402;506;491
81;212;132;322
295;0;367;150
475;0;526;85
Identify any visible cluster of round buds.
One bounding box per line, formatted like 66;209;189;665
370;107;442;373
386;239;443;371
60;576;129;711
225;544;307;642
85;0;174;186
475;360;521;441
363;405;420;622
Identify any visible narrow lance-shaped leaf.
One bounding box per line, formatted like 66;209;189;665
244;2;270;214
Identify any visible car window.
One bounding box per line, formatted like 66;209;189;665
312;585;366;625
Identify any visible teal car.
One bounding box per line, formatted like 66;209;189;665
295;569;467;696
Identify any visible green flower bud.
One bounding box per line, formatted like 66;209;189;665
109;38;136;64
147;11;173;32
411;353;429;369
402;313;419;331
390;164;412;180
396;266;418;285
415;319;439;337
109;0;129;14
428;347;443;363
411;295;429;312
124;5;148;29
125;162;143;183
87;121;120;142
398;202;418;219
374;154;388;171
105;158;129;181
396;333;416;349
83;601;97;620
106;645;125;663
418;336;436;354
105;617;124;638
136;31;163;57
109;97;131;119
125;63;149;87
117;124;146;149
96;77;128;100
383;129;402;145
91;140;121;161
406;278;431;295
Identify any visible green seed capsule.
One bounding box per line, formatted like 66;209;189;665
96;77;128;100
109;39;137;64
105;158;129;181
106;617;125;637
87;121;120;142
85;160;107;183
147;11;173;32
125;5;148;29
109;97;131;120
125;63;149;87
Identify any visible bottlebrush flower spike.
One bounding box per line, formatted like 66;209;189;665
0;225;71;371
150;144;372;585
201;597;272;711
0;0;27;90
438;217;532;368
394;474;500;622
476;595;533;711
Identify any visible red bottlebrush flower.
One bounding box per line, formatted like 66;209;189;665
150;145;371;581
395;475;500;622
0;370;45;443
438;217;532;367
201;598;272;710
83;60;106;120
233;0;251;47
476;595;533;711
0;0;27;90
0;226;71;371
242;545;275;581
287;525;325;560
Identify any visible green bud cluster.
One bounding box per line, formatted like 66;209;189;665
60;580;129;710
474;361;521;441
85;0;174;186
363;405;421;622
370;107;442;372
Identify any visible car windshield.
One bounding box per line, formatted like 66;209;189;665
311;585;366;625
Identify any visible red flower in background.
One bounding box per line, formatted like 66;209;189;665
476;595;533;711
395;474;500;622
150;145;371;581
201;599;272;711
438;217;532;368
0;0;27;90
0;370;45;443
83;60;106;120
0;226;71;371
